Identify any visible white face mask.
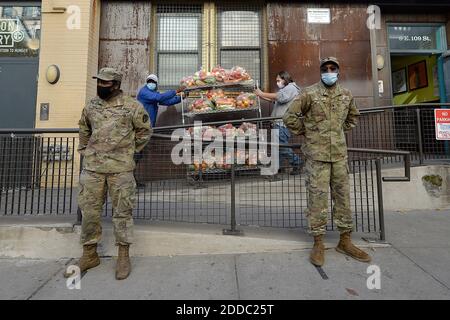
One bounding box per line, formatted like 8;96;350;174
276;81;285;89
146;83;157;91
321;73;339;86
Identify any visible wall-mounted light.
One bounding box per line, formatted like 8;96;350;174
376;54;385;70
46;65;60;84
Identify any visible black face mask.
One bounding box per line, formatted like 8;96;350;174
97;85;115;100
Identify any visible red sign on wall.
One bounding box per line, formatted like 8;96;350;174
435;109;450;140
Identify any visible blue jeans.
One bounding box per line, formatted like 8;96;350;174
275;124;302;167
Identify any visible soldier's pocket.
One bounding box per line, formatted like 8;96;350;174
336;97;350;120
78;170;88;191
117;177;137;211
122;187;136;211
311;99;327;122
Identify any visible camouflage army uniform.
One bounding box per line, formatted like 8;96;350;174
78;78;152;246
283;81;360;236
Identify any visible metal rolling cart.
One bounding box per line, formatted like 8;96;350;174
180;80;262;125
180;80;263;184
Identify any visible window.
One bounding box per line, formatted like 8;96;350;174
153;2;265;89
22;7;41;19
0;6;41;57
217;4;262;84
156;4;202;89
1;7;16;18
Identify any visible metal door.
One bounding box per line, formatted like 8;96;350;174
0;59;38;128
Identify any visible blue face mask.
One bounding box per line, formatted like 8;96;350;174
146;83;157;91
321;73;339;86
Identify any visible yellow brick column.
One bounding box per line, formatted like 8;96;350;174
35;0;100;129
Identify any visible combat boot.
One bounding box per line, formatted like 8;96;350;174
64;244;100;277
310;235;325;266
116;244;131;280
336;232;371;262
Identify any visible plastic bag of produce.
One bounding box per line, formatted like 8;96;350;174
236;92;256;109
214;97;236;111
212;65;227;82
224;66;252;83
206;89;225;100
189;98;214;112
180;76;195;87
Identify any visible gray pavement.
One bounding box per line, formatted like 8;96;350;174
1;210;450;300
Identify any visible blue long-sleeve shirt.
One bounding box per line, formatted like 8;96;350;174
137;86;181;127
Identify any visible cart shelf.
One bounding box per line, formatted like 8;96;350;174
183;80;255;92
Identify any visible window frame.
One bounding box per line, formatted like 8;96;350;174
0;3;41;59
155;11;203;90
153;2;266;89
216;5;264;87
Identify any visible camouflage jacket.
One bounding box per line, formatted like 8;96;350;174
283;81;360;162
78;91;152;173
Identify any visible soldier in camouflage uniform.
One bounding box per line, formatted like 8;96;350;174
66;68;152;280
283;57;371;266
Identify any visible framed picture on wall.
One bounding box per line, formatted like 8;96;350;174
392;68;407;95
408;60;428;91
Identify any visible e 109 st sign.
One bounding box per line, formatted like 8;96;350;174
0;19;25;47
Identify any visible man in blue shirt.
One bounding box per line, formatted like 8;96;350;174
137;74;185;127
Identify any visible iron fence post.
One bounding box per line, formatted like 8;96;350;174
223;163;243;236
375;159;386;241
76;154;83;225
416;108;424;165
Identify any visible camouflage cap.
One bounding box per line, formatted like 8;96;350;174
320;57;340;68
93;67;123;82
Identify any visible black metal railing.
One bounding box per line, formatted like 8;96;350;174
348;103;450;164
0;129;78;216
3;102;444;240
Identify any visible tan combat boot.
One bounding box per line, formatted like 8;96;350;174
116;244;131;280
64;244;100;277
336;232;371;263
310;235;325;266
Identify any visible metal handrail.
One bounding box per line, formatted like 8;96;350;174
358;102;450;113
1;102;449;135
348;148;411;182
0;128;79;134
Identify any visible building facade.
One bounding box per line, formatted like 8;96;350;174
0;0;449;129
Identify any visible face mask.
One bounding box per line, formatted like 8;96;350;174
147;83;157;91
97;85;114;100
321;73;339;86
276;81;285;89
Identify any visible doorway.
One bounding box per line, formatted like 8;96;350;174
387;23;448;154
391;54;441;105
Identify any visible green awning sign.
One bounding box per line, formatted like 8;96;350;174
388;24;447;53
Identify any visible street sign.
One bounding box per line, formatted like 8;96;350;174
434;109;450;140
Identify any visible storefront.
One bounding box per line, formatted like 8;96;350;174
388;24;447;105
1;1;449;129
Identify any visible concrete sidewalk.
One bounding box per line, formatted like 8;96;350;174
0;210;450;300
